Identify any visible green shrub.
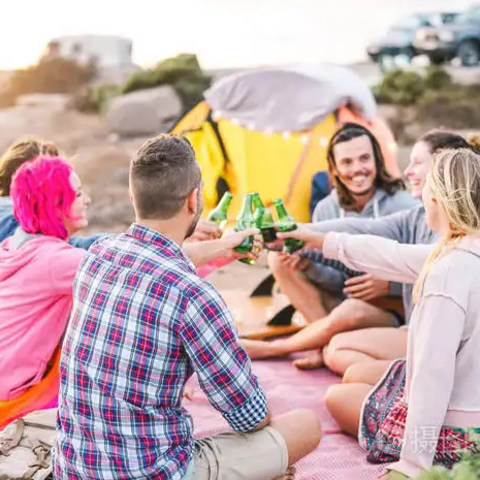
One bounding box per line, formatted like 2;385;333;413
121;69;159;94
416;85;480;129
121;53;211;113
374;66;480;130
424;65;453;90
88;84;122;112
418;431;480;479
0;58;95;107
373;69;425;106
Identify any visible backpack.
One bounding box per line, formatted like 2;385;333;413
310;171;331;219
0;409;56;480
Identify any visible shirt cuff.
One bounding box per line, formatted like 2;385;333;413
222;387;268;432
323;232;343;261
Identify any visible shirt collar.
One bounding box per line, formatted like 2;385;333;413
126;223;196;272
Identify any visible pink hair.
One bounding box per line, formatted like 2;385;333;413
11;156;76;240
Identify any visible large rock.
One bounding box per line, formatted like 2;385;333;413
106;85;182;137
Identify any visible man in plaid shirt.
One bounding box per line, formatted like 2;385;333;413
53;135;321;480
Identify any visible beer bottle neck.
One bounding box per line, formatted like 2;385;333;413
274;202;290;221
239;195;253;217
252;195;264;210
217;193;232;213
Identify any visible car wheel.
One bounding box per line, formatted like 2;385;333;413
458;41;480;67
428;54;445;65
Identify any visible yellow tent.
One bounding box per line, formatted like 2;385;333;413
172;65;399;222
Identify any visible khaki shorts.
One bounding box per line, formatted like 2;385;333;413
192;426;289;480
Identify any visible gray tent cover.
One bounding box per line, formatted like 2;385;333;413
204;64;377;133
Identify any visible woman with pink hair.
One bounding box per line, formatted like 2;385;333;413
0;156;90;401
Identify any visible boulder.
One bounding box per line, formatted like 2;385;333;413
106;85;182;137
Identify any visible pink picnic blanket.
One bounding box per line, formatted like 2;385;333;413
186;358;384;480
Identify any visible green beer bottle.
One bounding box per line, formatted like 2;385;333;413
235;193;255;264
273;199;304;254
207;191;233;230
252;192;277;244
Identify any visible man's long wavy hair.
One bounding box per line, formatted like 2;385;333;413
327;123;405;210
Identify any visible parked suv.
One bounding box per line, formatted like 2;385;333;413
414;5;480;66
367;12;459;70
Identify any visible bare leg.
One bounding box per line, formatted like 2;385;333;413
292;299;394;369
325;383;372;437
268;252;328;323
343;360;393;386
241;299;395;361
269;409;322;465
323;327;408;375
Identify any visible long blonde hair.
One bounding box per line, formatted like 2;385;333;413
413;146;480;302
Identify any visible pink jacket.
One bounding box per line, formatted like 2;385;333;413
0;229;85;400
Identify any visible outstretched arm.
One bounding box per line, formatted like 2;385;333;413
183;228;261;266
279;229;433;284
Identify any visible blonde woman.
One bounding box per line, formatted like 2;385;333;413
279;148;480;478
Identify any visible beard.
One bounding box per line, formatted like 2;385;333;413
184;213;201;240
350;185;375;197
184;188;204;240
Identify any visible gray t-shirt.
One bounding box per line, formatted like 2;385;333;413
305;205;437;321
305;188;419;296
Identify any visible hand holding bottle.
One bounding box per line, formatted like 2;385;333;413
276;224;326;251
187;219;222;242
222;227;262;261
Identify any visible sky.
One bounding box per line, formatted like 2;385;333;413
0;0;472;70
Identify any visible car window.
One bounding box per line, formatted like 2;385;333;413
440;13;459;25
394;15;430;29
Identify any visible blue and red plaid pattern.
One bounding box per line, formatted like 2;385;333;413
53;224;267;480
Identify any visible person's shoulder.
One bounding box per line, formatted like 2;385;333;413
389;189;418;201
31;235;79;252
424;245;480;306
399;203;425;222
382;188;419;210
312;190;339;221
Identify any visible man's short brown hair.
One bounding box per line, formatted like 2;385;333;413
130;134;202;219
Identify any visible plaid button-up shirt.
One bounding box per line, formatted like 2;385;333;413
53;224;267;480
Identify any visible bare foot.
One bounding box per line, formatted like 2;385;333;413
240;339;289;359
272;466;296;479
293;351;324;370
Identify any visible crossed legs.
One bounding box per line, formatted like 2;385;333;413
323;327;408;375
241;298;396;368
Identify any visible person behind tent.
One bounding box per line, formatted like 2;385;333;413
269;124;417;326
288;147;480;479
